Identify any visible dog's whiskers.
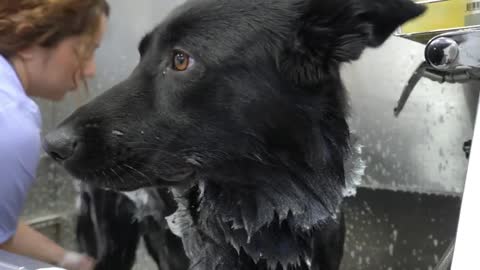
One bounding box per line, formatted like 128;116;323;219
109;167;125;185
115;164;134;185
188;256;205;270
122;164;155;186
128;159;178;175
125;142;206;155
126;161;161;174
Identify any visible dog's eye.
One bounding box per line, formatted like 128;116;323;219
172;51;192;71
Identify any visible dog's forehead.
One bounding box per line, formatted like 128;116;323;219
173;0;300;22
157;0;301;47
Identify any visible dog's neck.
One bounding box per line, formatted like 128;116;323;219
166;138;364;269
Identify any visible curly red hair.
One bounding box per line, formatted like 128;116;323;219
0;0;110;57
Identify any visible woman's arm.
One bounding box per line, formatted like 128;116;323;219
0;221;95;270
0;221;66;265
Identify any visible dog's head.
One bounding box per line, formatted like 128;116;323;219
44;0;424;191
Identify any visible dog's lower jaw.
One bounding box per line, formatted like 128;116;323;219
69;166;197;192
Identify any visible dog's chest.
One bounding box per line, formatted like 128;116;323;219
164;183;316;270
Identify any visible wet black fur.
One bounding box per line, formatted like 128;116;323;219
75;185;189;270
45;0;425;269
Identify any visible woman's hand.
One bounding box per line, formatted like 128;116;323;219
58;251;96;270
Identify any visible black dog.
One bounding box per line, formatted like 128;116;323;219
74;183;189;270
44;0;425;269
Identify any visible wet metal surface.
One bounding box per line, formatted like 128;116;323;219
341;188;461;270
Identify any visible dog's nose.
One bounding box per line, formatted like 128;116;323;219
43;127;78;162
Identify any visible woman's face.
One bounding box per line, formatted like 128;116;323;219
25;14;108;101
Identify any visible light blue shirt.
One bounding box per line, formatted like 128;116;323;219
0;55;42;244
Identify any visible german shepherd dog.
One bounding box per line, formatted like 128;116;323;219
44;0;425;269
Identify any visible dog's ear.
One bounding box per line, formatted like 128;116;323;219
281;0;426;84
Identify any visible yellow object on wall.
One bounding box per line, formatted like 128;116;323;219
396;0;480;43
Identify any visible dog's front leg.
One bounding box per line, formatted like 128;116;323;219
309;213;346;270
75;185;141;270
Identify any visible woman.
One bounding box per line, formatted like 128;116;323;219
0;1;109;269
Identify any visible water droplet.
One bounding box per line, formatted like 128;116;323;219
392;230;398;242
376;142;382;152
389;244;394;256
112;130;124;136
439;115;445;123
